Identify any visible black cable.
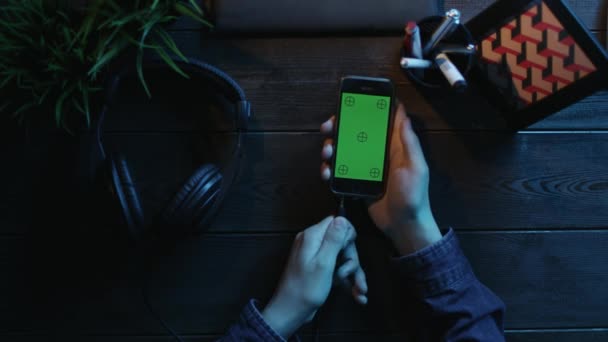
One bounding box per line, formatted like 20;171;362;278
337;196;346;218
313;311;321;342
312;196;346;342
141;279;185;342
138;242;185;342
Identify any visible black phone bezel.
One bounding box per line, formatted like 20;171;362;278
330;76;395;199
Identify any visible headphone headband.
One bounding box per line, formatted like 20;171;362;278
102;57;251;131
80;56;250;233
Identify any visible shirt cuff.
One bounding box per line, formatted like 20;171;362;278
390;228;475;297
239;299;300;342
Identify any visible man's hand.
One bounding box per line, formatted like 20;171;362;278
262;216;368;339
320;103;442;255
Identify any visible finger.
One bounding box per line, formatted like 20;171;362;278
336;258;358;280
341;241;368;296
389;103;407;159
315;217;352;267
353;290;368;305
321;163;332;181
335;256;367;298
321;138;334;160
353;267;368;296
400;111;427;170
299;216;335;261
320;116;336;134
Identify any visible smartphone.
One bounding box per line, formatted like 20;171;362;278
330;76;395;198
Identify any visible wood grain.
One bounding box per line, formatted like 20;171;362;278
101;33;608;131
506;330;608;342
101;132;608;233
4;131;608;235
2;231;607;335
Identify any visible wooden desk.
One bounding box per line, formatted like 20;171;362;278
1;0;607;340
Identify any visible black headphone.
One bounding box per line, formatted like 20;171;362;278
84;57;251;240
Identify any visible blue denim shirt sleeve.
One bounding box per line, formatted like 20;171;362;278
217;299;300;342
392;228;506;341
220;229;505;341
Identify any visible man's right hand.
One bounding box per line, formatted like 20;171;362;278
320;103;442;255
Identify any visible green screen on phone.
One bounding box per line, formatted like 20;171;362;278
334;92;390;182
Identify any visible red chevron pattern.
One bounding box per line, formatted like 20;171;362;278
479;0;596;106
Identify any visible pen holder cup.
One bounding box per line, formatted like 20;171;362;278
402;16;477;90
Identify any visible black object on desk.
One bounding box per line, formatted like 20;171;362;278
212;0;441;32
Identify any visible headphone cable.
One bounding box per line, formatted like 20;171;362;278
138;241;185;342
313;308;321;342
141;280;185;342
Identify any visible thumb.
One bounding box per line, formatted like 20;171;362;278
400;110;426;168
315;217;351;267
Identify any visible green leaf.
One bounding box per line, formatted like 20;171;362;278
154;43;189;79
136;48;151;98
47;63;64;72
139;17;159;47
55;10;69;22
0;73;14;89
37;87;50;105
72;97;85;114
55;86;73;127
120;32;161;49
12;102;36;118
174;2;212;27
88;41;127;77
158;15;178;24
73;10;96;47
108;11;146;28
151;0;160;11
187;0;204;15
82;86;91;127
155;28;187;62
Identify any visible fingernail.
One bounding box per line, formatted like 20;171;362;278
323;144;332;156
321;120;331;131
323;168;331;180
332;217;346;234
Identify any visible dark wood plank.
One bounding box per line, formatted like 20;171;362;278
0;132;608;234
506;330;608;342
0;125;80;236
310;330;608;342
171;0;607;32
4;131;608;235
111;132;608;233
2;231;607;334
103;33;608;131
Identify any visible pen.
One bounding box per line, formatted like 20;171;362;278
423;9;461;56
437;43;477;55
400;57;434;69
405;22;423;59
435;52;467;90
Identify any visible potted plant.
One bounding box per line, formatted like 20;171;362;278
0;0;211;131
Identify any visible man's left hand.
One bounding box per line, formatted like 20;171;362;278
262;216;368;339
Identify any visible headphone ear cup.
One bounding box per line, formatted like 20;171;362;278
109;154;145;238
161;164;223;232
